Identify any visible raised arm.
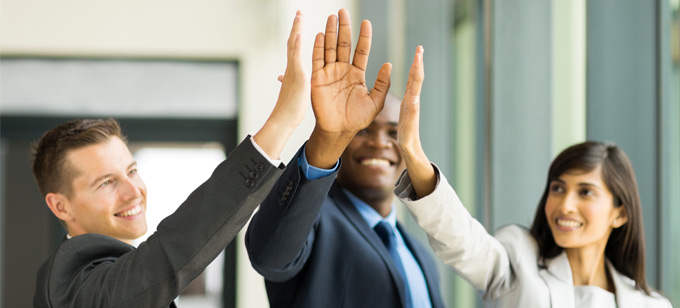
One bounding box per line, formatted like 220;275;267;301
254;10;310;160
394;47;516;298
397;46;436;198
246;8;392;281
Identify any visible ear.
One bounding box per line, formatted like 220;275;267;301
45;193;75;222
612;207;628;228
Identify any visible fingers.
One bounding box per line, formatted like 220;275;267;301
405;46;425;98
336;8;352;63
287;11;303;63
399;46;425;140
324;14;338;65
370;62;392;104
312;33;325;73
292;32;303;68
352;20;372;71
278;75;284;82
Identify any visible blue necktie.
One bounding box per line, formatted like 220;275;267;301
374;221;412;308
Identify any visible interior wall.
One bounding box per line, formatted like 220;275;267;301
0;1;358;307
0;0;356;161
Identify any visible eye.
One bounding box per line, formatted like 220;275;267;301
579;188;595;197
356;129;368;136
129;168;138;176
99;179;114;189
388;129;398;139
549;183;564;194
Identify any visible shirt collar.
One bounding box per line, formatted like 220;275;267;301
342;188;396;229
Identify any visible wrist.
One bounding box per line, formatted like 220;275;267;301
305;126;355;169
399;141;427;162
253;117;297;159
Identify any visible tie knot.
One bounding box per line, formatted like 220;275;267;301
374;221;395;247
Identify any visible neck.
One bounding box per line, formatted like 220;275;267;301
343;185;393;217
366;196;393;218
565;242;613;292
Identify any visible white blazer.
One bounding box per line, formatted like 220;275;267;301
394;166;671;308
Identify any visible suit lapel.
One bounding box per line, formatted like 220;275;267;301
608;259;643;308
329;183;410;308
398;223;443;308
539;252;575;308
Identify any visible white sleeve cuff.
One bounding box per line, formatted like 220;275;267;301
249;136;283;166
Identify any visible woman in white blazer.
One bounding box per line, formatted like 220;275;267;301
392;46;671;307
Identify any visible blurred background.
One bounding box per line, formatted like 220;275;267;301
1;0;678;307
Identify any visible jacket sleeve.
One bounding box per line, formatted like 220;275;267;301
44;136;284;308
245;145;338;282
394;164;516;299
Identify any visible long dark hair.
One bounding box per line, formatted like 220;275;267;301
529;141;649;294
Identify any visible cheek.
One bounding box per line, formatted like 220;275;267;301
136;178;148;197
72;197;107;221
544;198;556;217
582;204;610;225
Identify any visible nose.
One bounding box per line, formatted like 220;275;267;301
119;177;143;201
366;130;392;149
557;192;578;214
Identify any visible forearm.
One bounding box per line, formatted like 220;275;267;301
400;141;437;198
395;166;511;292
253;115;298;160
152;136;283;281
246;146;338;281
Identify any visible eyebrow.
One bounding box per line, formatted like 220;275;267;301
553;178;602;190
578;182;602;190
90;161;137;189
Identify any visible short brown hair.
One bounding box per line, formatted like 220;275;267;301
32;119;126;198
530;141;649;294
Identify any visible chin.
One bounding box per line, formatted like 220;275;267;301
129;225;148;239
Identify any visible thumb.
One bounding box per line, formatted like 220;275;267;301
369;62;392;106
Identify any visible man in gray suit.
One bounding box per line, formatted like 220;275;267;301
31;11;318;307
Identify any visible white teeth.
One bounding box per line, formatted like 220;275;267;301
116;205;141;217
556;219;582;228
360;158;390;167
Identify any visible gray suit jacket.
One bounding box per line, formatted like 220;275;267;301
34;137;283;308
395;165;672;308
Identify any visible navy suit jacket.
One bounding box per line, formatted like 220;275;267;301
246;147;445;308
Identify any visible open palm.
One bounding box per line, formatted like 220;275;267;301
310;9;392;136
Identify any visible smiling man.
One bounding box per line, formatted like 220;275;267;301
32;118;289;308
31;11;314;307
246;10;443;307
246;94;444;308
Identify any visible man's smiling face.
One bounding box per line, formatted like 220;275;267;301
61;136;148;243
336;97;404;200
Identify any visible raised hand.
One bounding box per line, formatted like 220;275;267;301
306;9;392;168
398;46;436;198
254;11;310;160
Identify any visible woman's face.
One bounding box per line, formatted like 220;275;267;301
544;166;627;251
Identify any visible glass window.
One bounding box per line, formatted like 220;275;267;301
131;143;226;308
